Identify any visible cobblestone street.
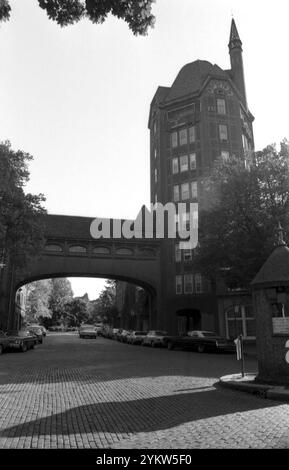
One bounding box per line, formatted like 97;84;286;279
0;333;289;449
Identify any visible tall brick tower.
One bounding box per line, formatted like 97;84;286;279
148;19;255;335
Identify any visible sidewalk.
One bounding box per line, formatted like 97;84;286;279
219;373;289;402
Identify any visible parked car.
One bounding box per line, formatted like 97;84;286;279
142;330;168;347
27;326;44;344
113;328;122;340
95;323;103;335
79;324;98;339
5;330;36;352
27;324;47;337
127;331;147;345
165;330;236;353
0;331;11;354
118;330;131;343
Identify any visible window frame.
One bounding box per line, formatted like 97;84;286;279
219;124;228;142
217;98;226;115
175;275;182;294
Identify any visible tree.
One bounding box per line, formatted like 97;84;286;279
194;141;289;289
25;279;52;324
0;0;156;35
48;278;74;325
97;279;118;325
0;141;46;270
63;298;89;327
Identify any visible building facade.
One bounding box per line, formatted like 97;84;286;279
148;19;255;336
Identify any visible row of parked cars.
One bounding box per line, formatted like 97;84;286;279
101;328;236;353
0;324;46;355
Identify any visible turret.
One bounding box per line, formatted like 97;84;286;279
229;19;247;108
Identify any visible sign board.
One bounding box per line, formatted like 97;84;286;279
272;317;289;335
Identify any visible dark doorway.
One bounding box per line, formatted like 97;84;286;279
176;309;201;334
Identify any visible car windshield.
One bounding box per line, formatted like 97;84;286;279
155;331;167;336
80;325;95;330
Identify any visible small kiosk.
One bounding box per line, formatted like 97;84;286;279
251;225;289;384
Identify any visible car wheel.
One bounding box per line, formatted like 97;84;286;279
167;341;174;350
31;343;35;349
0;345;3;355
21;343;28;353
197;344;205;353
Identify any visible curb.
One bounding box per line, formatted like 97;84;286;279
219;373;289;402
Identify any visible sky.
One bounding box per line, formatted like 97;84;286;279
1;0;289;299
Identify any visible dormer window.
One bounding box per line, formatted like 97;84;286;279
217;98;226;115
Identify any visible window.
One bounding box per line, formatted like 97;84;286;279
171;131;178;148
217;98;226;115
191;181;198;199
189;126;196;143
175;243;181;262
154;168;158;182
184;274;194;294
69;245;87;253
190;153;196;170
176;275;182;294
221;151;229;160
195;273;203;293
173;185;180;202
172;157;179;174
219;124;228;141
242;134;249;151
225;305;256;339
181;182;190;200
154;194;158;204
183;248;192;261
180;212;190;231
180;155;188;172
93;247;110;255
45;244;63;252
179;129;188;146
154;148;157;159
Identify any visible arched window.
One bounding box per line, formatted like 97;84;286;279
93;247;110;255
44;244;63;252
116;248;133;256
225;305;255;340
69;245;87;254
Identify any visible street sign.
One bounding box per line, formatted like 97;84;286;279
234;334;245;377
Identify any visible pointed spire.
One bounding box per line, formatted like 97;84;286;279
229;18;242;51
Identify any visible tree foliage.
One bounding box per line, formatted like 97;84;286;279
97;279;118;324
194;141;289;289
48;278;74;324
0;0;156;35
25;279;52;323
63;297;89;327
0;141;46;269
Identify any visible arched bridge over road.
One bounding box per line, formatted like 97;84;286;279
1;214;163;330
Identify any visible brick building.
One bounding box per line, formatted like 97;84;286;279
147;19;255;336
115;20;256;339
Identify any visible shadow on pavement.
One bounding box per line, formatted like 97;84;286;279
0;385;281;438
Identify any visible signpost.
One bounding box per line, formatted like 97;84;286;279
234;334;245;377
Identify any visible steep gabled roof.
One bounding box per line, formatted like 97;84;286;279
164;60;229;103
